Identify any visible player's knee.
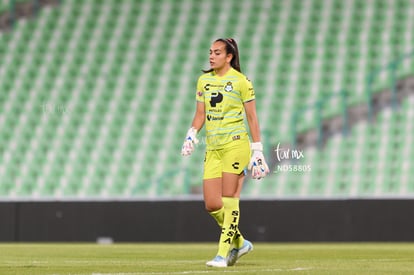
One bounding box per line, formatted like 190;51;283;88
204;201;223;212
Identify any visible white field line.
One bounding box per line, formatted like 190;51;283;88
69;267;313;275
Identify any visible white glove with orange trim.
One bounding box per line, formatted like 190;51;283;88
181;127;199;156
248;142;270;179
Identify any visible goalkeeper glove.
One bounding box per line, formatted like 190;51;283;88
181;127;199;156
248;142;270;179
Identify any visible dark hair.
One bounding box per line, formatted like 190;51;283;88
203;38;241;73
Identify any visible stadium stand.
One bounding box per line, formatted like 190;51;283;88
245;94;414;198
0;1;7;13
0;0;413;199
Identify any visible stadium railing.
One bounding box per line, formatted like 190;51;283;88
291;49;414;151
367;49;414;121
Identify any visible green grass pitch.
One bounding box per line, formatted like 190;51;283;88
1;243;414;274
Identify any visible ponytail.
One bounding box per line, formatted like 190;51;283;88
202;38;241;73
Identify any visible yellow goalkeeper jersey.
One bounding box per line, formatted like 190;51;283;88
196;68;256;150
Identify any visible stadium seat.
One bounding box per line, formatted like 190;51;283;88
0;0;413;199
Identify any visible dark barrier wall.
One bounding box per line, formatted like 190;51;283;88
0;202;16;241
1;200;414;242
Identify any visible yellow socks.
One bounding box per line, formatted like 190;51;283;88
209;206;224;226
209;198;246;255
216;197;245;257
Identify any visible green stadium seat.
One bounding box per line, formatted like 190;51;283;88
1;0;414;199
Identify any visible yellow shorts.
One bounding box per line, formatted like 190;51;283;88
203;139;250;180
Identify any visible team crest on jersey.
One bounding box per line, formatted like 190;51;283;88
224;82;233;92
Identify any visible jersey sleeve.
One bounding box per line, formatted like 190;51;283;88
240;76;255;102
196;76;204;102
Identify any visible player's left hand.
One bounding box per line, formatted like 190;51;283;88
248;142;270;179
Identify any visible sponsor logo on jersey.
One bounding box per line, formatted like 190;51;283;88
249;87;255;96
232;135;240;141
204;83;223;91
209;91;223;107
207;114;224;121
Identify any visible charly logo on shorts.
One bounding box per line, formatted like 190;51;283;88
232;162;240;169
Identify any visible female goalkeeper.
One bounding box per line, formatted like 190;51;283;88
181;38;269;267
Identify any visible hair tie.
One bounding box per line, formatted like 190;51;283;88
225;38;236;52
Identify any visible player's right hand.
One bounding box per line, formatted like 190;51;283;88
181;127;199;156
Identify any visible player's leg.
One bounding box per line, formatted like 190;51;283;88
205;143;251;267
204;177;229;267
222;140;253;266
203;177;224;215
228;172;246;249
203;150;228;267
205;172;241;267
204;174;243;233
216;172;243;259
203;150;224;221
205;174;248;267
